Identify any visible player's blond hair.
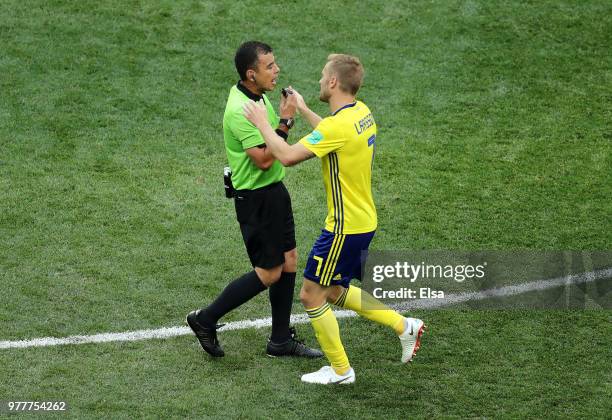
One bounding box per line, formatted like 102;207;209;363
326;54;364;95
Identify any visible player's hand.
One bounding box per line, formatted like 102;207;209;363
243;100;268;129
288;86;307;114
279;88;297;119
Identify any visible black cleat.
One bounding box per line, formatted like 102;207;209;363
186;310;225;357
266;327;324;358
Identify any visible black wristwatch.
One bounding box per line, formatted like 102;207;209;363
279;118;295;129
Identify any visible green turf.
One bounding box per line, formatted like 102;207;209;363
0;0;610;418
1;311;610;418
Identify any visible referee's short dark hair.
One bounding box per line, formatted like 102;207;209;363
235;41;273;81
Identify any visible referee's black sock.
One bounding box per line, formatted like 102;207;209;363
197;270;267;326
268;271;296;343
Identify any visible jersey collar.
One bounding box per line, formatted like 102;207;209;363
237;81;263;102
332;101;357;116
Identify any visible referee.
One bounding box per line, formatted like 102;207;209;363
187;41;322;359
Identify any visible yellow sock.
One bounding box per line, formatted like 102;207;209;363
306;303;350;375
334;285;405;335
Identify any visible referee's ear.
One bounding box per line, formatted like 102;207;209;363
245;69;255;82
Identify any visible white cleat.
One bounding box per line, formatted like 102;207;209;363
399;317;425;363
301;366;356;385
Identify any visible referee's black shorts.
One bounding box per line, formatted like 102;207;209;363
234;181;296;269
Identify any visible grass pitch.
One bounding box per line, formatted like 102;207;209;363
0;0;610;418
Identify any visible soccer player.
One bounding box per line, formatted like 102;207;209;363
186;41;322;359
243;54;425;384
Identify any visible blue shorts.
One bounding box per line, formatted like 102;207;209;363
304;229;376;287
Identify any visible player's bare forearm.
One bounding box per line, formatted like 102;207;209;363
290;87;322;128
254;121;302;166
298;104;322;129
243;100;315;166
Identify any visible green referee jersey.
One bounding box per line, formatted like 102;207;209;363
223;83;284;190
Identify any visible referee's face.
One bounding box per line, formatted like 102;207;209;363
253;52;280;93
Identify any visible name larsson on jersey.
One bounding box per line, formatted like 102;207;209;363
355;112;375;134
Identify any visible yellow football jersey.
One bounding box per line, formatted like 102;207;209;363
299;101;377;234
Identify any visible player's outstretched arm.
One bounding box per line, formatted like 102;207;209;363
243;100;314;167
290;87;322;129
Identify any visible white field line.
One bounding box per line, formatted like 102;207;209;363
1;268;610;350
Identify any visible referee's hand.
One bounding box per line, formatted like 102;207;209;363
243;100;268;129
280;87;297;118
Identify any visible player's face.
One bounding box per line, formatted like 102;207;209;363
252;52;280;93
319;63;332;102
